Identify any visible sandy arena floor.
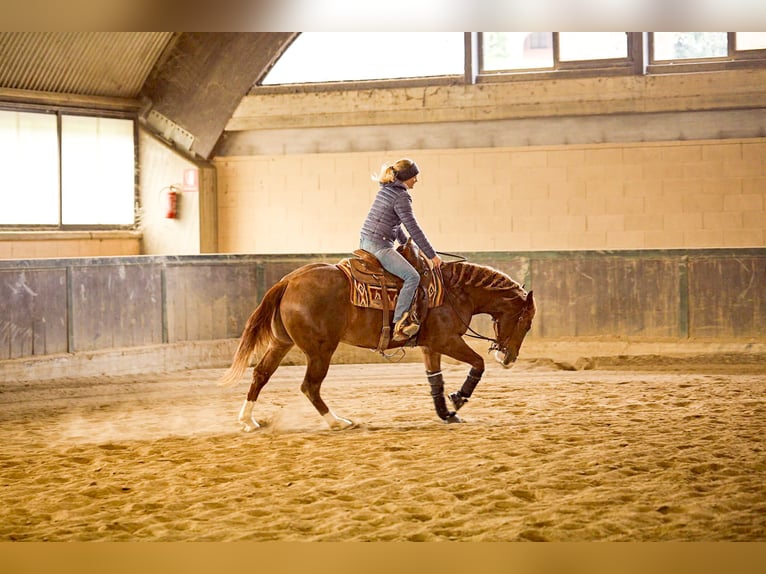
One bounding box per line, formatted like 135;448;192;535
1;356;764;541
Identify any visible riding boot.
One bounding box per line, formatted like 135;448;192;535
426;370;456;421
393;311;420;341
449;367;483;411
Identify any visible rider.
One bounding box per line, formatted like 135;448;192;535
360;158;442;341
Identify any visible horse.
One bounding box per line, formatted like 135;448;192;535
219;255;535;431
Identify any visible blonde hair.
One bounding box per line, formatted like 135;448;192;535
371;158;419;184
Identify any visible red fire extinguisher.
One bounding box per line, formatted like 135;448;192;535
164;186;178;219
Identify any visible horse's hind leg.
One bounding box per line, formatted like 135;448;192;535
301;354;353;430
238;341;293;432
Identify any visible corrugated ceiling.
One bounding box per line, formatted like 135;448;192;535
0;32;175;98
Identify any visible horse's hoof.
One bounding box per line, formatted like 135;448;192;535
449;392;468;411
329;418;355;431
443;413;463;424
239;417;260;432
323;411;354;430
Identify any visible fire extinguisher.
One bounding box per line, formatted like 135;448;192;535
164;186;178;219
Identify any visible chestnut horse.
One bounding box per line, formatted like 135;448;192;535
219;259;535;431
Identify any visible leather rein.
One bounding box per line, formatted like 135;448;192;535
437;252;524;355
442;287;510;353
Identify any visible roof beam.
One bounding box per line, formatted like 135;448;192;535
140;32;296;159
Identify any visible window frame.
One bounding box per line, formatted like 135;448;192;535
476;32;642;83
648;32;766;74
254;33;648;93
254;32;766;96
253;73;465;95
0;103;139;231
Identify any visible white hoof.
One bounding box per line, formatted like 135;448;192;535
323;411;354;430
240;417;261;432
238;400;260;432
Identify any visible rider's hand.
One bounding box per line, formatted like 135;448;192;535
431;255;443;268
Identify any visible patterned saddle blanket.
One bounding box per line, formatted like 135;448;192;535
336;244;445;311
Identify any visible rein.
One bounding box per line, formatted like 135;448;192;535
438;257;527;354
436;250;467;263
376;252;520;359
442;281;504;351
434;251;502;348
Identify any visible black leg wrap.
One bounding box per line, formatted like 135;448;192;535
426;370;455;421
459;367;484;399
450;367;483;411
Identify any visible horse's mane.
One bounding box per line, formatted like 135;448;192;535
445;261;522;293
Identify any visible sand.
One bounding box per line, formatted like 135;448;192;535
1;356;764;541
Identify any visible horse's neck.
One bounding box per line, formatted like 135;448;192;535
445;262;522;315
463;285;508;316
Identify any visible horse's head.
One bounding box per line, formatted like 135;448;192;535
444;262;536;367
492;290;535;368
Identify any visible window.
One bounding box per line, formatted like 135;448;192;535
559;32;629;62
649;33;766;69
736;32;766;51
261;32;464;85
257;32;766;91
480;32;632;76
61;116;135;225
482;32;553;71
0;111;59;225
0;109;136;228
652;32;728;61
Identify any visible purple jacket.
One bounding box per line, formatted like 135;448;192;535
360;181;437;259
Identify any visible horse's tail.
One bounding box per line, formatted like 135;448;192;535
218;279;289;388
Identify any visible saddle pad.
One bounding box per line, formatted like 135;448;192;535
337;258;444;311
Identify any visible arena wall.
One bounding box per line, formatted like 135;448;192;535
1;249;763;379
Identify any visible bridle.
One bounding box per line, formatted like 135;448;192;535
432;252;528;357
441;278;524;356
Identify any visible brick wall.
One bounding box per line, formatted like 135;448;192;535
214;139;766;254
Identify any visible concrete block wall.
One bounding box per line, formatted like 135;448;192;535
214;138;766;255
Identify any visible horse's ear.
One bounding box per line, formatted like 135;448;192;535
526;290;534;306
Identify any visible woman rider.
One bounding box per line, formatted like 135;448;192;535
359;158;442;341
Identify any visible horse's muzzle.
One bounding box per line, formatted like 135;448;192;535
494;349;516;368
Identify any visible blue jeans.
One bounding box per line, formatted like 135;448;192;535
360;237;420;323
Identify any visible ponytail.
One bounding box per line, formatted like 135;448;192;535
371;163;397;184
371;158;419;184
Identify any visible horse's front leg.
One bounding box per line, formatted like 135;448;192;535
426;338;485;413
449;365;484;412
422;348;462;424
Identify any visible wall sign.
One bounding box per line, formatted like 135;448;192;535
182;168;199;192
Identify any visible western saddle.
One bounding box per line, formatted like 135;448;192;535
336;239;444;353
